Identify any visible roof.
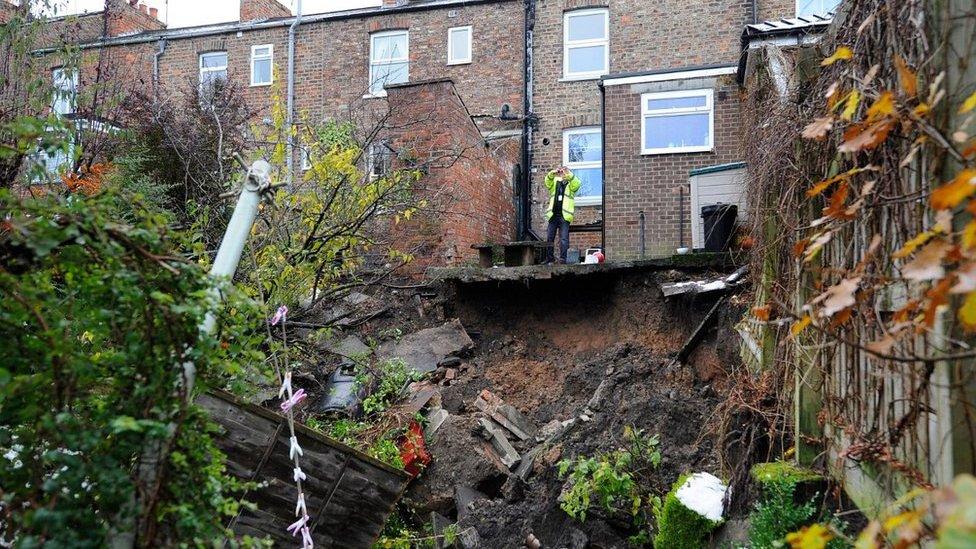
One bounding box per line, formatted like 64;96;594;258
689;162;746;177
737;12;834;83
601;63;738;87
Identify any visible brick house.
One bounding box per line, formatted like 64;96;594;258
19;0;841;263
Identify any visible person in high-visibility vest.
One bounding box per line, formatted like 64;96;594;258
544;166;582;264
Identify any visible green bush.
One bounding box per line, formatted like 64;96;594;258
748;477;817;548
361;358;422;416
653;474;723;549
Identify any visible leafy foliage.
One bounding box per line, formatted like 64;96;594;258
748;477;817;548
361;358;422;416
0;188;264;545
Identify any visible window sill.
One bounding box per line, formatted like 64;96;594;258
575;197;603;207
362;93;388;99
559;74;605;83
250;82;272;88
641;146;713;156
447;60;471;66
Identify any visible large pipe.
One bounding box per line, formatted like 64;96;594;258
285;0;303;186
519;0;536;240
599;79;606;255
152;38;167;95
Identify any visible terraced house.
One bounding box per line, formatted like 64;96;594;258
20;0;840;263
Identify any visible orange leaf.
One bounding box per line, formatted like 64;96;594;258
960;91;976;114
930;169;976;210
866;334;897;356
962;221;976;250
838;119;895;153
822;46;854;66
823;181;855;220
961;139;976;159
791;315;812;337
802;116;834;140
912;103;931;117
893;231;936;259
793;238;810;257
830;306;854;328
752;305;772;321
895;56;918;97
923;277;953;327
825;81;841;108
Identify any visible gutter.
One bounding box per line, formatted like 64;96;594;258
285;0;303;186
33;0;515;54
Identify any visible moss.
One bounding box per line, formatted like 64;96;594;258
653;474;722;549
750;461;822;486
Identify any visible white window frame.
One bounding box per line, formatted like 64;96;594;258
640;88;714;155
562;8;609;81
447;25;472;65
562;126;602;206
367;30;409;98
250;44;273;87
796;0;840;16
52;67;78;116
366;141;392;180
198;51;228;97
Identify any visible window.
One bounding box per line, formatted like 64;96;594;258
563;8;608;80
563;127;602;205
250;44;273;86
367;142;392;180
796;0;840;16
368;30;409;97
52;67;77;116
199;51;228;99
447;26;472;65
641;89;713;155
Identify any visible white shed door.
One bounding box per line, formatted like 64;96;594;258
690;167;747;249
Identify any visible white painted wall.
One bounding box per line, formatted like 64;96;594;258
689;166;747;249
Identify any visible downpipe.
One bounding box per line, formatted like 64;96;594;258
285;0;303;186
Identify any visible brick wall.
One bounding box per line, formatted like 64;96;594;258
528;0;806;251
240;0;291;22
386;79;517;269
603;74;743;259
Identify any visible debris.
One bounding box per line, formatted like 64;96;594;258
398;420;432;478
311;360;363;416
444;368;457;381
458;526;481;549
438;356;462;368
500;475;525;503
578;413;591;422
455;486;488;519
525;533;541;549
403;386;438;414
323;334;371;359
429;512;457;549
475;418;521;469
473;389;537;441
660;265;748;297
675;472;728;522
425;408;449;438
377;319;474;374
674;297;727;365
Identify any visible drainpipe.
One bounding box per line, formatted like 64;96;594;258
599;79;606;255
519;0;536;240
638;210;645;259
152;38;167;96
285;0;303;186
751;0;758;23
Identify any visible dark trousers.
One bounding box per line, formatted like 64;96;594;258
546;216;570;263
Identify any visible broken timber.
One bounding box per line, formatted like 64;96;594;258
660;265;748;297
673;297;727;365
198;390;410;547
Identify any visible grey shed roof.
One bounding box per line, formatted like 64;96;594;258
742;12;834;39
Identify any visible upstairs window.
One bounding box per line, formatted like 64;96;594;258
369;30;409;96
250;44;273;86
641;89;714;155
563;127;602;205
797;0;840;16
563;8;608;80
447;26;472;65
367;142;392;180
199;51;228;100
52;67;77;116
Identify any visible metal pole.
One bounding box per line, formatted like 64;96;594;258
187;160;272;392
285;0;303;186
638;210;645;260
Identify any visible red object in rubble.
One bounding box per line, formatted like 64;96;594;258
398;420;431;478
594;250;605;263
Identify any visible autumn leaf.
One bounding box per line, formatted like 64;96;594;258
960;292;976;331
806;166;876;197
924;277;953;327
793;238;810;258
752;305;772;321
822;46;854;66
823;181;855;220
854;520;882;549
893;231;936;259
791;315;812;337
866;91;896;121
838;119;895;153
825;81;842;108
802;116;834;140
960;91;976;114
912;103;931;117
929;169;976;210
866;334;897;356
786;523;834;549
841;89;861;121
895;56;918;97
815;277;862;317
952;262;976;294
830;306;854;328
804;231;833;263
901;240;950;281
962;221;976;250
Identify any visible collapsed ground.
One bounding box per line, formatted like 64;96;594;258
287;266;749;547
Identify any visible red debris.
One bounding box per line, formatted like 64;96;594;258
399;420;431;477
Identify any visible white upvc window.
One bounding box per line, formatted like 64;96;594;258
250;44;273;86
563;8;609;80
366;141;392;180
641;89;714;155
199;51;228;98
368;30;409;97
52;67;78;116
563;127;602;206
796;0;840;16
447;25;472;65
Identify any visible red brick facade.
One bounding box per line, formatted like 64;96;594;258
240;0;291;23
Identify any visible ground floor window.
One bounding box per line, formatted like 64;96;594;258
641;89;713;155
562;126;602;205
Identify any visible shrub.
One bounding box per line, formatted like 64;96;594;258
748;477;817;548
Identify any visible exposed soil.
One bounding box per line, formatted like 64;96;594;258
301;266;748;547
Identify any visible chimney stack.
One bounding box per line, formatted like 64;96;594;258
239;0;291;22
138;3;147;14
149;6;158;18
